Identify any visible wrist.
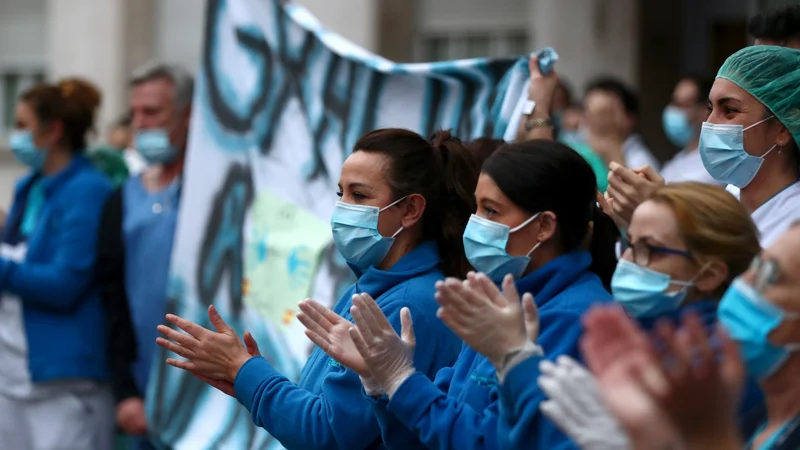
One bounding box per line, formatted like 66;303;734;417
494;340;544;382
360;376;385;397
385;368;415;399
229;354;254;381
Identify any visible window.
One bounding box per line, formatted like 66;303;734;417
419;30;530;62
0;67;46;140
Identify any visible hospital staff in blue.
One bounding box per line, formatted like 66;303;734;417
302;140;619;449
155;128;479;449
0;78;115;449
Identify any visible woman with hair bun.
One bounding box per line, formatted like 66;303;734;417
0;78;115;449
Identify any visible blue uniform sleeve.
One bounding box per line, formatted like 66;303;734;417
383;370;500;450
234;356;381;450
0;180;110;312
233;298;451;450
368;365;458;449
497;310;583;450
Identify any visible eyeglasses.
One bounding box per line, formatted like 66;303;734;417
749;255;781;294
615;236;692;266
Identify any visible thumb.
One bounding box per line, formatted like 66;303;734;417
208;305;233;333
243;331;261;356
523;293;539;343
400;308;416;350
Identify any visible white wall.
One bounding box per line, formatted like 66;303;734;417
530;0;639;93
418;0;530;31
153;0;206;71
0;0;46;68
302;0;378;51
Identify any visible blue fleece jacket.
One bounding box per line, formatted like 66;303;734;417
0;156;113;382
367;251;611;450
233;241;461;450
499;299;765;449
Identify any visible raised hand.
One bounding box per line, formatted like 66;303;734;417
435;273;536;369
297;298;369;377
348;293;416;397
538;356;631;450
156;305;253;382
190;331;263;397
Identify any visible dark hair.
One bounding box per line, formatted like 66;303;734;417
482;140;619;288
466;138;505;168
680;75;715;106
353;128;480;278
585;77;640;117
20;78;102;152
748;4;800;41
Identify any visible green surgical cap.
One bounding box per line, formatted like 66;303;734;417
717;45;800;147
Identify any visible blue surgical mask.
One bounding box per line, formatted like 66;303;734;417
698;117;776;189
135;129;179;165
717;277;800;380
611;259;698;318
462;213;541;283
662;106;694;148
330;197;406;272
9;130;47;171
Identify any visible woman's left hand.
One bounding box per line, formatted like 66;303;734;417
156;305;254;382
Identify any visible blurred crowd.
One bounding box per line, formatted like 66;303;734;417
0;4;798;450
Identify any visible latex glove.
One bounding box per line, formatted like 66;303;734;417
349;293;416;398
296;298;383;395
538;356;631;450
435;272;538;370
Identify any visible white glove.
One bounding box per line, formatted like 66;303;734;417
360;375;385;397
349;294;416;398
538;356;631;450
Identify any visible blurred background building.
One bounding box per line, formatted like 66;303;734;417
0;0;796;206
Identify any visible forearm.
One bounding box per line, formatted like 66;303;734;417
234;357;380;450
386;372;500;450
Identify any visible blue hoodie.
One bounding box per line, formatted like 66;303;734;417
0;156;113;382
367;251;612;450
499;299;765;449
233;241;461;450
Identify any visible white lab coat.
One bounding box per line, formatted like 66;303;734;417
727;182;800;247
661;148;723;185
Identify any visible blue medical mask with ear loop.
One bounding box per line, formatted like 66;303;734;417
9;130;47;171
462;213;542;283
135;128;180;165
662;106;694;148
611;259;706;319
699;116;777;189
330;197;407;272
718;277;800;380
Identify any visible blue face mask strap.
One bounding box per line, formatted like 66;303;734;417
510;212;541;233
379;195;409;213
743;114;776;132
380;196;410;239
669;261;711;291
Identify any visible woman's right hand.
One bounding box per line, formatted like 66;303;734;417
297;299;370;378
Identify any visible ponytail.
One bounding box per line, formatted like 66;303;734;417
430;130;480;278
588;206;620;291
353;128;480;278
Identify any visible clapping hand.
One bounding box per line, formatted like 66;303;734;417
156;305;254;384
435;272;539;370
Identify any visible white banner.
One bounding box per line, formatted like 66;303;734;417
147;0;529;448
